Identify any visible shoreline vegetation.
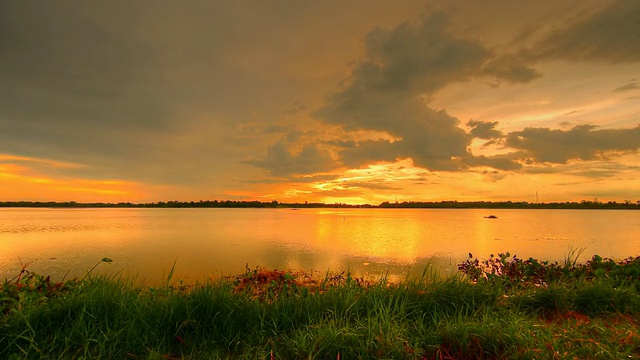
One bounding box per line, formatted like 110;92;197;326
1;199;639;210
3;255;640;358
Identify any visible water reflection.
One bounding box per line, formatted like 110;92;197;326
315;213;423;263
0;208;638;284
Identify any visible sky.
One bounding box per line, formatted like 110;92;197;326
1;0;639;204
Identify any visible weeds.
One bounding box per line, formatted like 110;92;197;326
2;255;640;359
458;252;640;288
1;260;81;316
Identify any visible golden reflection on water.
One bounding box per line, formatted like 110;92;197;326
315;213;422;263
1;208;638;285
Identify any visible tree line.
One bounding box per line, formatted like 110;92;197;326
0;200;638;209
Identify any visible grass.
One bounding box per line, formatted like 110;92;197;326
1;256;640;359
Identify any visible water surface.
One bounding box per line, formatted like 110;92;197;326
1;208;638;284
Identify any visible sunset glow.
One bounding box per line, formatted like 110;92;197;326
1;1;638;204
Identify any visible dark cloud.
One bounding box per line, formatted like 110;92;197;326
291;174;341;183
245;136;336;177
358;12;490;93
249;2;640;192
4;0;638;200
284;101;308;115
311;14;506;172
569;169;624;178
338;181;401;191
613;82;639;92
464;154;522;171
324;140;357;149
524;161;639;184
480;170;507;182
0;2;226;186
0;1;305;186
506;124;640;163
315;13;528;129
485;139;501;148
0;3;171;129
467;120;504;139
240;178;290;185
533;0;640;63
481;51;541;84
241;174;338;184
332;107;481;172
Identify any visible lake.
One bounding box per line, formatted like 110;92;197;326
1;208;638;284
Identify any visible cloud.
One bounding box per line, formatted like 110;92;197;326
284;100;308;115
338;140;400;168
0;2;316;188
533;0;640;63
467;120;504;139
4;1;638;203
524;160;639;181
613;81;639;92
308;13;541;174
255;10;617;178
242;174;340;185
480;170;507;182
0;154;84;170
315;13;529;128
0;2;219;186
310;14;499;172
506;124;640;163
0;3;173;129
316;178;402;192
464;154;522;171
481;51;541;84
245;136;337;177
345;181;402;191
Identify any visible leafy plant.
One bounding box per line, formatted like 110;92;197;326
458;253;640;288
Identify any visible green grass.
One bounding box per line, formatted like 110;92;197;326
2;257;640;359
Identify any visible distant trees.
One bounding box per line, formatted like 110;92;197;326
378;200;640;210
0;200;638;209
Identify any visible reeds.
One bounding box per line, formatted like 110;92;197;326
2;256;640;359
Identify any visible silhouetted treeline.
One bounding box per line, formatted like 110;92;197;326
0;200;370;209
0;200;638;209
0;200;279;208
379;200;640;210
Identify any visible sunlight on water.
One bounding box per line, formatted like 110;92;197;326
1;208;638;284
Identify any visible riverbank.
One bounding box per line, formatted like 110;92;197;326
2;255;640;359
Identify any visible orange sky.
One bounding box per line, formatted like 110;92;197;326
1;1;639;204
